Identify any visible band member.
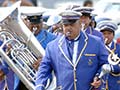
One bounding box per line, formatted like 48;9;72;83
20;12;57;90
23;13;56;71
0;39;17;90
73;7;104;41
83;0;93;7
0;2;33;90
35;10;108;90
0;40;9;90
0;63;8;90
2;0;33;7
97;20;120;90
25;13;56;49
47;15;63;36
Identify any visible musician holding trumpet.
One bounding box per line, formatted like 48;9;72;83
97;19;120;90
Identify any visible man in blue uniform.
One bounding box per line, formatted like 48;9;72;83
19;12;56;90
97;20;120;90
23;12;56;70
35;10;109;90
73;7;104;41
26;14;56;49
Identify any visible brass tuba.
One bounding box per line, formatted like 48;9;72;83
0;1;45;90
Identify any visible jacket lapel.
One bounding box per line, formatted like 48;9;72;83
111;41;116;52
58;32;88;67
75;32;88;67
85;26;92;34
58;35;74;66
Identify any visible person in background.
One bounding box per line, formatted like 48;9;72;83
47;15;63;36
73;7;104;41
83;0;96;29
20;12;57;90
0;37;17;90
97;20;120;90
117;38;120;44
0;63;8;90
83;0;93;7
35;10;109;90
0;40;10;90
89;15;97;28
24;13;56;69
0;1;33;90
0;2;22;90
2;0;33;7
30;0;37;6
25;14;56;49
0;0;4;6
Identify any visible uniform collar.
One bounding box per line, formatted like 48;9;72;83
66;33;80;42
108;42;112;48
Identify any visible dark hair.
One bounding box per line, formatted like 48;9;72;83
89;20;97;28
83;0;93;6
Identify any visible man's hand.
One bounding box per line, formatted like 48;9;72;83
0;70;5;81
91;77;101;88
6;44;12;55
32;56;42;71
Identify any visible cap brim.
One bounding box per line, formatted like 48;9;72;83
29;19;43;24
62;19;77;24
100;28;114;32
59;10;82;17
82;13;91;16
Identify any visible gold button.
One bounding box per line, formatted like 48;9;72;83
117;80;120;84
75;79;77;82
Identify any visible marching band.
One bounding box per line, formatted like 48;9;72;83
0;0;120;90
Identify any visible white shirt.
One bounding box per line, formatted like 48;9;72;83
72;41;79;64
72;34;80;64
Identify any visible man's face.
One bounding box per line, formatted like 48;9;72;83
101;30;114;45
62;20;81;40
79;15;91;29
26;20;43;36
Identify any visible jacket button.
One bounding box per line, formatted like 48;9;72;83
75;79;77;82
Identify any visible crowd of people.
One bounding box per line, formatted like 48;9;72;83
0;0;120;90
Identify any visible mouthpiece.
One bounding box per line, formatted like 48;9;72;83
32;27;37;34
104;38;108;44
81;23;85;31
66;32;70;36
